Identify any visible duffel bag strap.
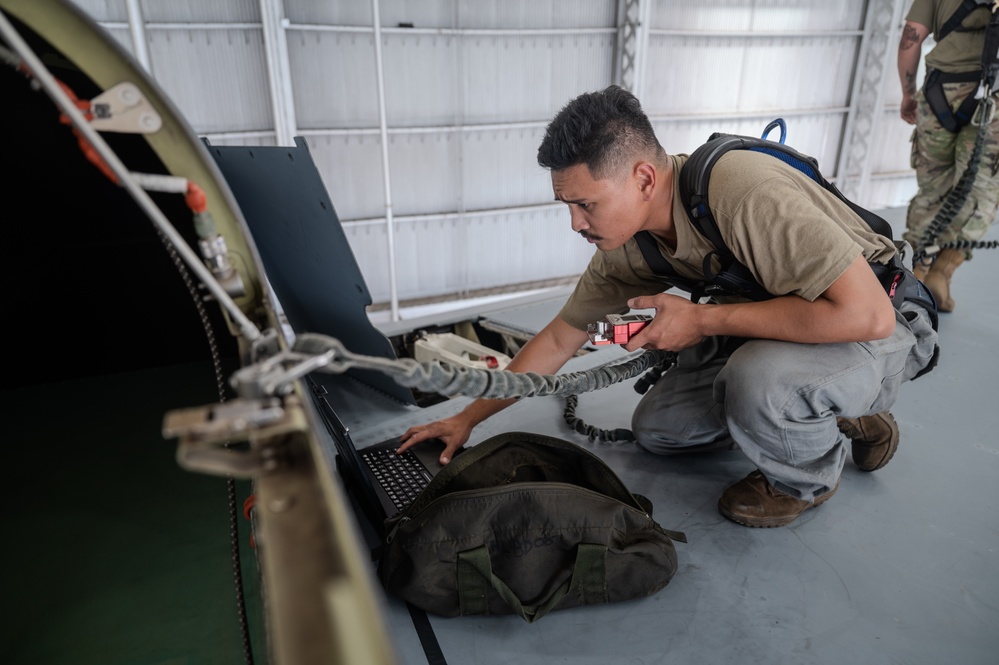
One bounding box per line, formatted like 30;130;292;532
456;543;607;623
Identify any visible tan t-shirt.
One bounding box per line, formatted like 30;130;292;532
907;0;991;74
558;151;898;331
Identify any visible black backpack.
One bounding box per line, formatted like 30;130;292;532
633;119;939;331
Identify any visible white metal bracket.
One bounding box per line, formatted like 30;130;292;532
89;81;162;133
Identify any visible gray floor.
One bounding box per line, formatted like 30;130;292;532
328;207;999;665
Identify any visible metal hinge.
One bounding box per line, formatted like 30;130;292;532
162;395;308;478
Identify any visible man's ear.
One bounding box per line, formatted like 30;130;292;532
634;162;656;199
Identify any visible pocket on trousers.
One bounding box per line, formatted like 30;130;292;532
866;356;907;415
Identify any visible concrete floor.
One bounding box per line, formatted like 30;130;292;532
335;207;999;665
8;208;993;665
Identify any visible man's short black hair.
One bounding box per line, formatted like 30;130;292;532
537;85;665;179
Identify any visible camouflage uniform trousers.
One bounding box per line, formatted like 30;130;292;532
903;81;999;260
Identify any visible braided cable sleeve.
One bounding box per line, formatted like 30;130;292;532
913;96;993;261
293;333;674;400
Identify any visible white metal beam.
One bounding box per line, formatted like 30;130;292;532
615;0;650;94
123;0;150;72
835;0;907;205
258;0;297;147
371;0;400;322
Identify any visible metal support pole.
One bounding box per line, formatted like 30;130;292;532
124;0;150;72
371;0;400;322
632;0;651;100
449;0;469;299
835;0;905;206
615;0;649;95
259;0;298;146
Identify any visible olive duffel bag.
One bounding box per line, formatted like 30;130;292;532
377;431;686;623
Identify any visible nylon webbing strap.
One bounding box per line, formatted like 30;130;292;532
457;550;490;616
405;603;449;665
924;69;983;132
938;0;985;41
573;543;608;605
634;231;708;302
457;543;608;623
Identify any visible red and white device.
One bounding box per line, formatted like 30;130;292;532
587;313;654;345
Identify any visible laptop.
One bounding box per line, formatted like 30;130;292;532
309;378;448;532
205;139;444;532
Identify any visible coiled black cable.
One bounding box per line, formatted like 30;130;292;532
562;394;635;443
912;96;995;264
936;238;999;251
561;353;677;445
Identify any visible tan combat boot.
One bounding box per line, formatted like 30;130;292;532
837;412;899;472
922;248;965;312
911;258;931;282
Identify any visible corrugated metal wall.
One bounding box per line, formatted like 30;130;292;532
68;0;922;311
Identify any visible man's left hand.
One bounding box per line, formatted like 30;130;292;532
624;293;705;352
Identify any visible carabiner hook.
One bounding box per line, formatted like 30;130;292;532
971;91;995;127
761;118;787;144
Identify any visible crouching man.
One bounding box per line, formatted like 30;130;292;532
399;86;939;527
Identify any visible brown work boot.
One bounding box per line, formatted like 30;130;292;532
718;470;838;528
922;248;965;312
911;258;931;282
837;412;900;472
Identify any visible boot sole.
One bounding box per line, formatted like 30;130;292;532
719;485;838;528
855;413;900;472
856;439;899;472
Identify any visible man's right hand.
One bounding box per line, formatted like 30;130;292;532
395;315;588;465
397;414;474;465
900;95;918;125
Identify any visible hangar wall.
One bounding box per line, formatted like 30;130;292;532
68;0;923;316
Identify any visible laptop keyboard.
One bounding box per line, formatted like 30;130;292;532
361;448;432;511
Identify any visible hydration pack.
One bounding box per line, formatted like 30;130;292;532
633;119;939;332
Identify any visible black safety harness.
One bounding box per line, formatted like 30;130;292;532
634;120;939;333
923;0;999;132
564;121;945;444
912;2;999;262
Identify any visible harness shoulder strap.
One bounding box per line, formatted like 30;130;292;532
633;231;707;301
679;134;744;266
921;0;996;133
983;5;999;90
938;0;988;42
633;230;674;275
637;124;903;304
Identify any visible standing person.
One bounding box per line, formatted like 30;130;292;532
898;0;999;312
398;86;938;528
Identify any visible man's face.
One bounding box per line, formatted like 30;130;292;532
552;163;645;251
